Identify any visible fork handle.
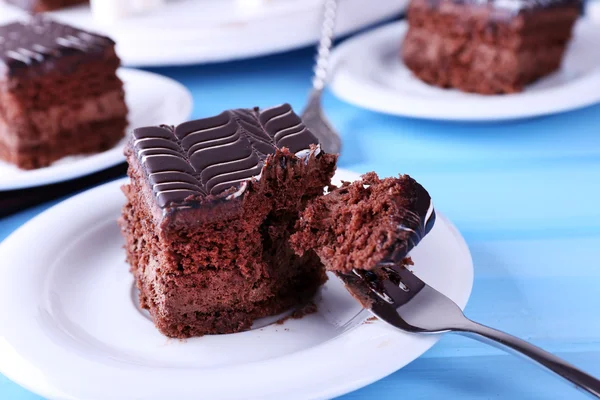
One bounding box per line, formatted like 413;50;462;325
458;322;600;398
311;0;339;92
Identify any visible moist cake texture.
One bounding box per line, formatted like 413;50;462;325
119;104;337;338
291;172;435;307
402;0;581;94
5;0;88;13
291;172;435;273
0;17;127;169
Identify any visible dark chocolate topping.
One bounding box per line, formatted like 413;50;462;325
0;16;114;76
389;187;436;264
131;104;320;209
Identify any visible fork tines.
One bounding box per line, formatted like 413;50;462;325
335;262;425;311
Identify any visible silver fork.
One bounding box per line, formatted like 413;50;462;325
302;0;342;154
340;264;600;398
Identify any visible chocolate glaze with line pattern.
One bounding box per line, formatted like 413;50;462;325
0;16;114;76
131;104;321;209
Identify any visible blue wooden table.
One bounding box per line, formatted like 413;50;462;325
2;43;600;399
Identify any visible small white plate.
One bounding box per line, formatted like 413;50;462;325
0;69;192;191
0;0;407;67
0;169;473;400
588;2;600;22
329;20;600;121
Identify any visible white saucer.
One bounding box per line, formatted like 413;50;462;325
588;2;600;22
0;69;192;191
329;20;600;121
0;169;473;400
0;0;407;67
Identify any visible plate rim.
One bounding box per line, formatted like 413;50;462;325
329;19;600;122
0;68;193;191
0;170;474;400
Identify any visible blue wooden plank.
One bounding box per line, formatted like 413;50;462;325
0;375;43;400
331;100;600;168
340;351;600;400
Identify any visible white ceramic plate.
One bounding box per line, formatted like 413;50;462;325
588;2;600;22
0;169;473;400
0;69;192;191
329;20;600;121
0;0;407;67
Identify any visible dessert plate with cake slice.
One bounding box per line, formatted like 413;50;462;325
0;168;473;400
0;0;407;67
0;17;192;190
0;68;192;190
329;17;600;121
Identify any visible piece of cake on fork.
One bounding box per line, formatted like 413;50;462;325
290;172;436;307
119;104;338;338
402;0;581;94
0;17;128;169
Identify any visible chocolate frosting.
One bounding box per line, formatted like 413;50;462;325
0;16;114;76
131;104;320;209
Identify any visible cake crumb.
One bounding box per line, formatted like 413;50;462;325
276;302;318;325
364;316;378;324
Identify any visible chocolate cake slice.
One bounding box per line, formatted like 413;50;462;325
290;172;435;305
119;104;337;338
0;17;127;169
5;0;88;13
402;0;581;94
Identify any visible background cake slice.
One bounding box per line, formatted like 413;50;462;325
402;0;581;94
0;17;127;169
119;104;337;338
